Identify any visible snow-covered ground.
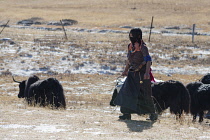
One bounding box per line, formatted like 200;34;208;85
0;38;124;76
1;28;210;77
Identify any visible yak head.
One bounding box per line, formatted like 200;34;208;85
200;74;210;84
12;76;26;98
186;82;203;95
13;75;40;98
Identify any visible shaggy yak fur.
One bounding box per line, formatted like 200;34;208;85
151;80;190;117
200;73;210;84
200;73;210;119
13;75;66;109
186;81;210;122
110;80;190;117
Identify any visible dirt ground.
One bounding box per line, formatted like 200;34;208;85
1;94;210;140
1;74;210;140
1;99;210;140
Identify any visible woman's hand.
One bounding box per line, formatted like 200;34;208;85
134;42;141;51
122;71;128;76
144;73;150;79
134;42;139;47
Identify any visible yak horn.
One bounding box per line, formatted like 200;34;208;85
12;76;21;83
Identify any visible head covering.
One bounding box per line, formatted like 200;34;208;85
129;28;142;45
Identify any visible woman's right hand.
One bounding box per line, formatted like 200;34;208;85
122;71;128;76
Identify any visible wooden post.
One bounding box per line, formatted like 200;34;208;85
0;20;10;35
148;16;154;42
60;20;68;40
192;24;196;43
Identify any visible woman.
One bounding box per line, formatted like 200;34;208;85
114;28;157;121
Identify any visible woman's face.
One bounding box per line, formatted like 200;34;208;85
129;33;138;44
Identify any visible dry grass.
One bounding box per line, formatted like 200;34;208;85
0;0;210;30
2;74;210;140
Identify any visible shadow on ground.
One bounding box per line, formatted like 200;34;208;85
119;119;155;132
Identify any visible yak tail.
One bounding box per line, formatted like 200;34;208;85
46;78;66;109
181;86;191;114
58;86;66;109
169;81;190;116
110;89;118;106
57;81;66;109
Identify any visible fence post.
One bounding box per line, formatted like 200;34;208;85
0;20;10;35
60;20;68;40
148;16;154;42
192;24;196;43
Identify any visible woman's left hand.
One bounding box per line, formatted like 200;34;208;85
144;73;150;80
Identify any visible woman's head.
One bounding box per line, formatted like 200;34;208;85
129;28;142;44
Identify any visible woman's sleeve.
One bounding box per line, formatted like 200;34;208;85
142;45;152;62
127;43;131;58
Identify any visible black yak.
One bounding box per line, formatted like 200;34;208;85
200;73;210;119
186;81;210;122
110;79;190;118
151;80;190;117
13;75;66;109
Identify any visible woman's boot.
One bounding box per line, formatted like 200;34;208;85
119;113;131;120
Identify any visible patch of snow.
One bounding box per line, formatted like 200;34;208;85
22;110;36;114
7;92;16;96
0;124;33;129
189;127;198;130
193;50;210;55
152;65;209;75
34;124;66;133
197;136;210;139
83;128;109;135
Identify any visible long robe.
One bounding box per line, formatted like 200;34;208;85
114;71;155;114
